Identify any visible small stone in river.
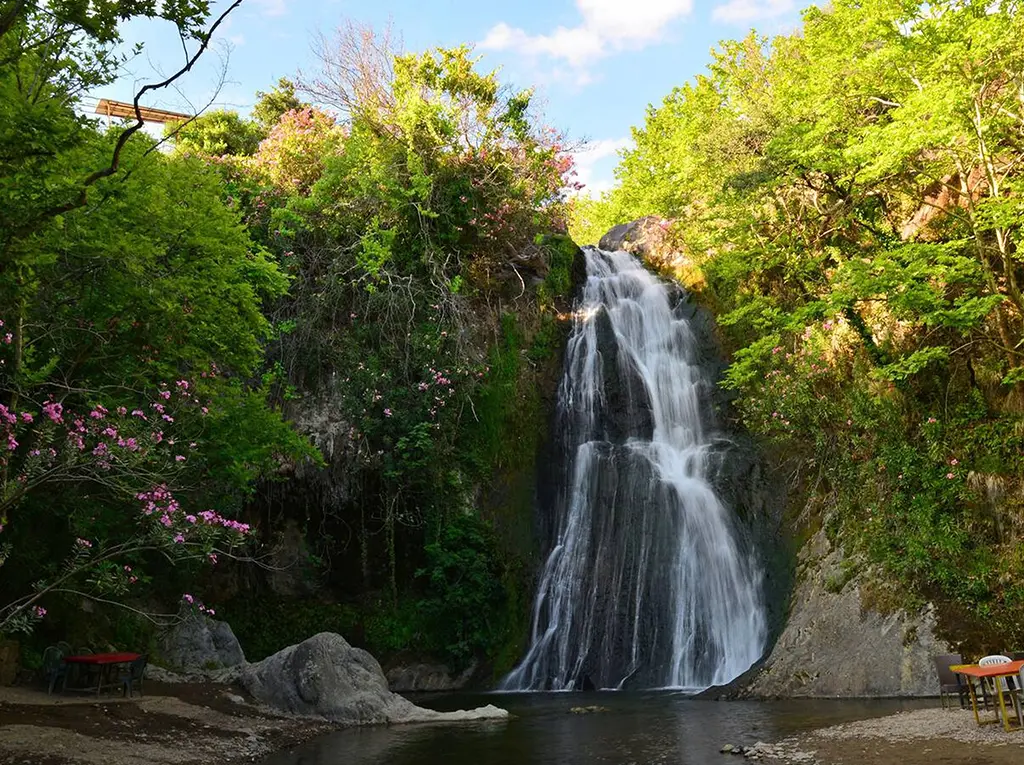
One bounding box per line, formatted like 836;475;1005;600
721;744;734;753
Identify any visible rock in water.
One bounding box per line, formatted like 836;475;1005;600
159;613;246;672
240;632;508;725
385;661;476;692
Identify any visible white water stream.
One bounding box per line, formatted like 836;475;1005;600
502;248;766;691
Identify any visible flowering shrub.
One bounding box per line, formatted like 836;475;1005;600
0;372;252;636
249;107;345;193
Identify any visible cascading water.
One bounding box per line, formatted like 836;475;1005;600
502;247;766;692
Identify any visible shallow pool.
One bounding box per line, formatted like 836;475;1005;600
257;692;937;765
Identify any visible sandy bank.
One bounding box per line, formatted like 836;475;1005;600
745;706;1024;765
0;681;332;765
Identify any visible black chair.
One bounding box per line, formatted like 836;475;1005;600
933;653;969;709
119;654;147;697
41;646;67;695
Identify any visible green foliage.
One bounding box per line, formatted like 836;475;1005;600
169;110;264;156
1;4;571;666
221;598;360;661
251;78;306;130
0;1;314;642
416;513;508;668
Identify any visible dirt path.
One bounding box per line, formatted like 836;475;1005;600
0;681;332;765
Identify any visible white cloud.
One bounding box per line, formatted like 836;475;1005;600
251;0;288;17
711;0;796;23
480;0;694;84
571;136;631;196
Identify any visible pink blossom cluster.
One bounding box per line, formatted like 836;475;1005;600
182;593;216;616
135;485;251;537
0;379;212;479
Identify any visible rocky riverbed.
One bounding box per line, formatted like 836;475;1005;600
724;707;1024;765
0;679;333;765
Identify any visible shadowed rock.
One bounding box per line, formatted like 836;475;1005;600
240;633;507;725
159;614;246;673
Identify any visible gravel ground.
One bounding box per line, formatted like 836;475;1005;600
0;682;333;765
730;707;1024;765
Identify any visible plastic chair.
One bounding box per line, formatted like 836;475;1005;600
933;653;968;709
119;654;147;697
978;654;1014;712
41;646;67;695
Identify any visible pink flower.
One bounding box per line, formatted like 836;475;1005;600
42;401;63;423
946;472;955;479
116;407;127;416
927;417;937;424
75;538;92;548
173;534;185;544
175;455;186;462
32;606;46;618
159;390;171;400
20;412;32;423
383;408;393;417
950;458;959;466
182;594;194;604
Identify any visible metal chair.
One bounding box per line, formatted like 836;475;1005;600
41;646;67;694
119;654;147;697
933;653;969;709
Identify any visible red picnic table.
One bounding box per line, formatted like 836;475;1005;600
62;652;141;696
952;660;1024;732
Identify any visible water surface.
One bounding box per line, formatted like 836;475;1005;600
259;692;936;765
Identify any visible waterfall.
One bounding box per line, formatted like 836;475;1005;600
502;248;766;691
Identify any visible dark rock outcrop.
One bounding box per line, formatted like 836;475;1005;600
159;614;246;673
385;661;476;692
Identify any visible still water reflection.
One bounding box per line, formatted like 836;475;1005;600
259;692;936;765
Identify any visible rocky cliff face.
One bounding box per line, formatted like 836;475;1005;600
745;531;950;697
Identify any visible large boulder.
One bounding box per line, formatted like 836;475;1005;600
599;218;698;284
240;632;507;725
159;614;246;673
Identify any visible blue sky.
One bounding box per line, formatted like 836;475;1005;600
93;0;803;193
